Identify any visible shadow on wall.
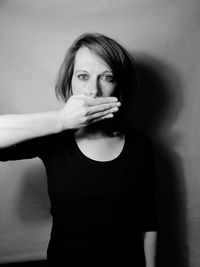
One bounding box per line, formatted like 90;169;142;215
131;52;188;267
16;162;51;224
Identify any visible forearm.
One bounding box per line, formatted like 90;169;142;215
144;231;157;267
0;111;62;148
0;95;120;148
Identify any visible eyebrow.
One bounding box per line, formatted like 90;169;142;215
75;70;113;75
101;71;113;75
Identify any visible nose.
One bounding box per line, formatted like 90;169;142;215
85;77;101;97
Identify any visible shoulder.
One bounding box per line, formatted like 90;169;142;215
123;127;155;161
40;129;73;145
38;129;74;153
124;127;153;146
0;130;74;162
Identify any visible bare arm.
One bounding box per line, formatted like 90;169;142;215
0;111;62;148
144;231;157;267
0;95;120;148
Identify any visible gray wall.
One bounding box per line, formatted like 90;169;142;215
0;1;199;266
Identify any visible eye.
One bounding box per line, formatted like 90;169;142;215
100;75;114;82
77;74;89;80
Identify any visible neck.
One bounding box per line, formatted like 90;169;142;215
75;121;110;139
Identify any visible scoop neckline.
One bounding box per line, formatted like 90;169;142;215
72;132;127;165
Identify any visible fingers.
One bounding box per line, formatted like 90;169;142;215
88;106;119;120
87;102;121;115
71;95;119;108
71;94;121;116
67;95;121;127
90;113;114;123
85;96;118;106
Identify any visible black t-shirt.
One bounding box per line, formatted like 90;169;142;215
0;128;158;265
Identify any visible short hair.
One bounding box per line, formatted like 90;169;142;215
55;32;139;133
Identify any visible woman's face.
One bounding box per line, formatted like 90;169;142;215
71;47;116;98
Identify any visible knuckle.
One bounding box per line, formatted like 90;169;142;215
81;106;88;115
89;113;95;119
97;106;104;112
110;103;116;108
85;114;91;122
79;116;85;123
101;110;107;116
80;116;88;123
112;107;118;112
98;104;107;111
106;103;112;109
97;98;104;105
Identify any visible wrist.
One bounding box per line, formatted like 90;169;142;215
56;110;69;132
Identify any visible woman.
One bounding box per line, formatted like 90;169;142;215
0;33;157;266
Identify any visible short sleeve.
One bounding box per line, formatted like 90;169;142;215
0;133;63;162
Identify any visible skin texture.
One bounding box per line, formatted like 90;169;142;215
71;47;116;98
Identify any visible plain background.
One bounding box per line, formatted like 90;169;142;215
0;0;199;266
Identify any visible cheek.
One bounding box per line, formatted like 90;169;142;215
101;82;116;97
71;76;82;95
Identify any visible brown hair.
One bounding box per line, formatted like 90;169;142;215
55;32;139;133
